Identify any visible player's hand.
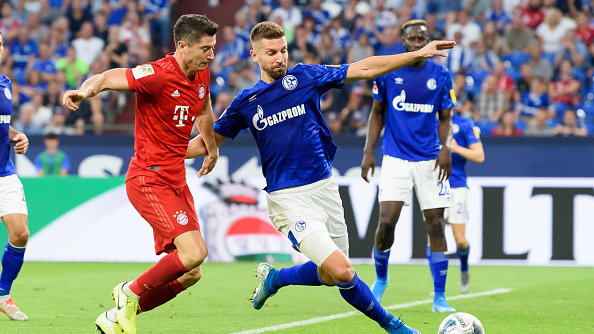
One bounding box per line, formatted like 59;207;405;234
11;133;28;154
416;40;456;59
197;149;219;177
434;147;452;181
361;151;376;183
62;90;87;111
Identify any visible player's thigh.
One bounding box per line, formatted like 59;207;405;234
446;187;469;224
316;178;349;257
299;230;341;268
126;176;199;253
174;230;207;258
378;155;414;204
266;185;328;251
0;175;28;220
412;159;451;211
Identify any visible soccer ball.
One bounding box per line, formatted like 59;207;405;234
437;312;485;334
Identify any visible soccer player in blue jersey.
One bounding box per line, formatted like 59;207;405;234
0;32;31;321
187;21;454;334
448;110;485;293
360;19;457;313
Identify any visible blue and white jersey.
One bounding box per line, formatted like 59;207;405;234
214;63;349;192
518;92;549;118
450;113;481;188
0;74;15;177
372;60;455;161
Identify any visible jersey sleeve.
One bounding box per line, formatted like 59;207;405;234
464;120;482;146
125;63;164;95
440;68;456;111
371;76;386;103
302;64;349;92
213;93;247;139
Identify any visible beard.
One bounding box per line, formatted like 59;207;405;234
262;63;287;80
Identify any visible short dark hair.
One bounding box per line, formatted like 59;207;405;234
45;132;59;140
173;14;219;46
250;21;285;44
400;19;428;36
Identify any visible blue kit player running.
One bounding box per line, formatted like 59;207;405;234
360;20;456;312
0;32;30;321
188;21;455;333
447;110;485;293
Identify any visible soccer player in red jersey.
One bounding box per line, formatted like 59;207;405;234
62;14;219;334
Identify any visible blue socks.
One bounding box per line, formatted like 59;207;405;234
271;261;324;289
336;274;391;326
428;251;449;294
373;247;390;281
0;243;26;296
457;246;470;273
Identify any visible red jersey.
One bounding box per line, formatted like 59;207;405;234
125;53;210;188
521;7;544;29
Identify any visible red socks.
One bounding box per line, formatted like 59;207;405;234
129;252;188;296
138;280;186;313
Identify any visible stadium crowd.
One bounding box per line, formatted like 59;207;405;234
3;0;594;137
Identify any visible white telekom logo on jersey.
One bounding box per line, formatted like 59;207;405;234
252;104;306;131
173;105;191;127
0;115;10;124
392;90;434;113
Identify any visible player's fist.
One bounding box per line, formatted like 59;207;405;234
417;40;456;59
11;133;29;154
62;90;87;111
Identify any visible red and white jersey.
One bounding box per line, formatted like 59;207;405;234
125;53;210;188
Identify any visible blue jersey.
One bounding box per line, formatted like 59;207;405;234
214;63;349;192
450;113;481;188
0;74;15;177
372;60;455;161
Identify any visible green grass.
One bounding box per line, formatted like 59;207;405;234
1;262;592;333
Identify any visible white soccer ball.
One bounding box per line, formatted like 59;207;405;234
437;312;485;334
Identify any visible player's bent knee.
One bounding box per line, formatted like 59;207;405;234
178;249;207;269
184;267;202;285
330;265;355;284
10;229;29;246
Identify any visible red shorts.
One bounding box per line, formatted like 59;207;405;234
126;175;200;255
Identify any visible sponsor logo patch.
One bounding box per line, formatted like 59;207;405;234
174;211;189;225
282;75;298;90
132;64;155;79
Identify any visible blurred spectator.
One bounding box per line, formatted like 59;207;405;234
482;21;502;55
43;79;64;112
269;0;302;40
213;91;233;119
348;32;374;63
554;109;588;136
10;27;38;83
119;10;151;66
339;0;360;32
245;0;267;28
288;26;316;64
468;39;498;73
375;26;404;56
520;0;545;29
72;21;105;66
29;91;53;128
446;9;481;47
527;44;553;82
514;77;550;120
94;11;110;44
536;7;576;55
26;12;49;42
484;0;511;33
236;62;258;92
48;17;70;59
476;75;507;122
525;109;556;136
549;60;581;118
503;14;536;54
12;103;42;135
65;0;92;38
446;32;471;74
13;0;29;23
325;110;342;135
56;46;89;89
104;26;129;68
34;132;70;176
453;73;474;117
317;30;338;64
348;109;368;136
372;0;398;29
21;70;45;100
515;63;534;96
467;0;491;18
491;111;524;136
32;43;57;84
144;0;173;55
43;109;73;135
553;29;587;68
485;62;514;98
302;0;330;31
328;17;351;53
0;1;23;41
575;11;594;45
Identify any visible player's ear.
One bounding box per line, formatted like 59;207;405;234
177;40;187;52
250;48;258;62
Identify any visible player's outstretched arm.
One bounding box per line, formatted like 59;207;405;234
344;40;455;84
361;100;385;183
452;139;485;163
63;68;129;111
8;126;28;154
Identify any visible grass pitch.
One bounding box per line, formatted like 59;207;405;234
0;262;591;333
